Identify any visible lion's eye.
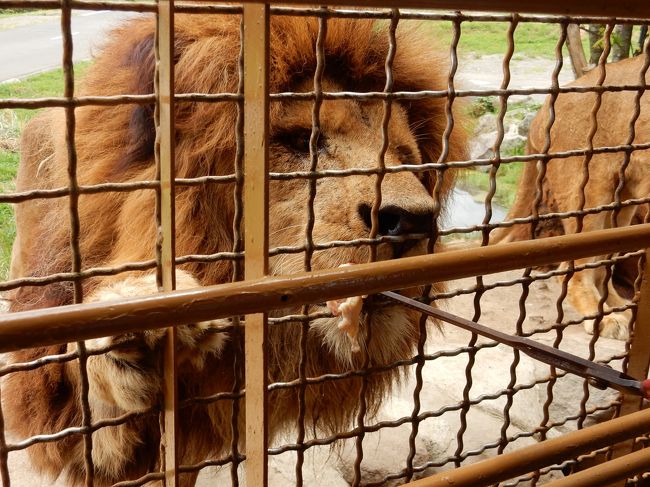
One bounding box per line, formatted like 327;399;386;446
274;128;324;155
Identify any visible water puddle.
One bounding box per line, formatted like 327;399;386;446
445;187;507;229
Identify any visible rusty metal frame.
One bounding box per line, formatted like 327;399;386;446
405;407;650;487
0;225;647;353
154;0;179;484
0;0;649;18
242;4;270;486
0;1;650;486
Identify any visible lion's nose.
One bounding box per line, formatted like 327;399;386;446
358;203;433;236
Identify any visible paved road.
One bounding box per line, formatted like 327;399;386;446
0;10;141;83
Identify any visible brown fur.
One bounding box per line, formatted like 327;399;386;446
490;54;650;339
3;15;466;486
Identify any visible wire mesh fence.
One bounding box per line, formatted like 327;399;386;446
0;1;649;486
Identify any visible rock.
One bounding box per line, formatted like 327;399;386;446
469;128;527;161
500;129;527;156
474;113;498;135
469;131;496;160
518;112;537;137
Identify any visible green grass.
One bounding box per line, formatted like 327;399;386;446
0;151;17;279
457;161;525;209
424;21;648;60
0;62;91;279
425;20;587;59
0;61;91;98
0;9;49;17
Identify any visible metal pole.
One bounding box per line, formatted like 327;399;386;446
543;447;650;487
243;4;269;486
155;0;178;484
237;0;650;20
609;248;650;485
0;225;649;353
404;408;650;487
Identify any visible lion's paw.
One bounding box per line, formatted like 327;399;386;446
175;319;228;368
583;311;631;341
84;272;226;368
80;272;228;411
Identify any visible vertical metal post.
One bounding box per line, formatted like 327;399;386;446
609;249;650;479
156;0;177;485
628;252;650;374
243;3;269;487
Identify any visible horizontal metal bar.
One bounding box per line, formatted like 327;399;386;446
2;0;650;21
270;6;650;24
542;447;650;487
404;407;650;487
0;0;242;14
0;225;648;353
4;85;649;111
238;0;650;19
382;292;648;397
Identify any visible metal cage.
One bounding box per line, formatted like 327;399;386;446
0;1;649;486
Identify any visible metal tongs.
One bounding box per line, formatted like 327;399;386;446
381;291;650;399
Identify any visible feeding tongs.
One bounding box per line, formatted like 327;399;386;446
380;291;650;399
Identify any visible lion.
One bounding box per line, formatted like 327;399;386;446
490;54;650;340
2;15;467;486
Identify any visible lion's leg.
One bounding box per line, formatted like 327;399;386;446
562;206;635;340
80;270;226;481
563;263;630;339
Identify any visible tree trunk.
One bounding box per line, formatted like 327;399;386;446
612;24;633;61
567;24;588;78
638;25;648;56
589;24;605;64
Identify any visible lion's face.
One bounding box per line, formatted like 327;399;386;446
267;80;436;364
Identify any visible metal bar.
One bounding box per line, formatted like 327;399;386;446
381;292;648;398
615;250;650;448
584;34;650;483
529;26;569;483
60;0;95;484
154;0;178;484
227;14;246;487
296;8;327;485
0;225;648;353
238;0;650;19
243;4;269;487
542;447;650;487
575;24;614;436
353;9;400;485
0;384;9;487
403;408;650;487
617;40;650;419
5;84;650;112
4;1;650;22
488;13;518;460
